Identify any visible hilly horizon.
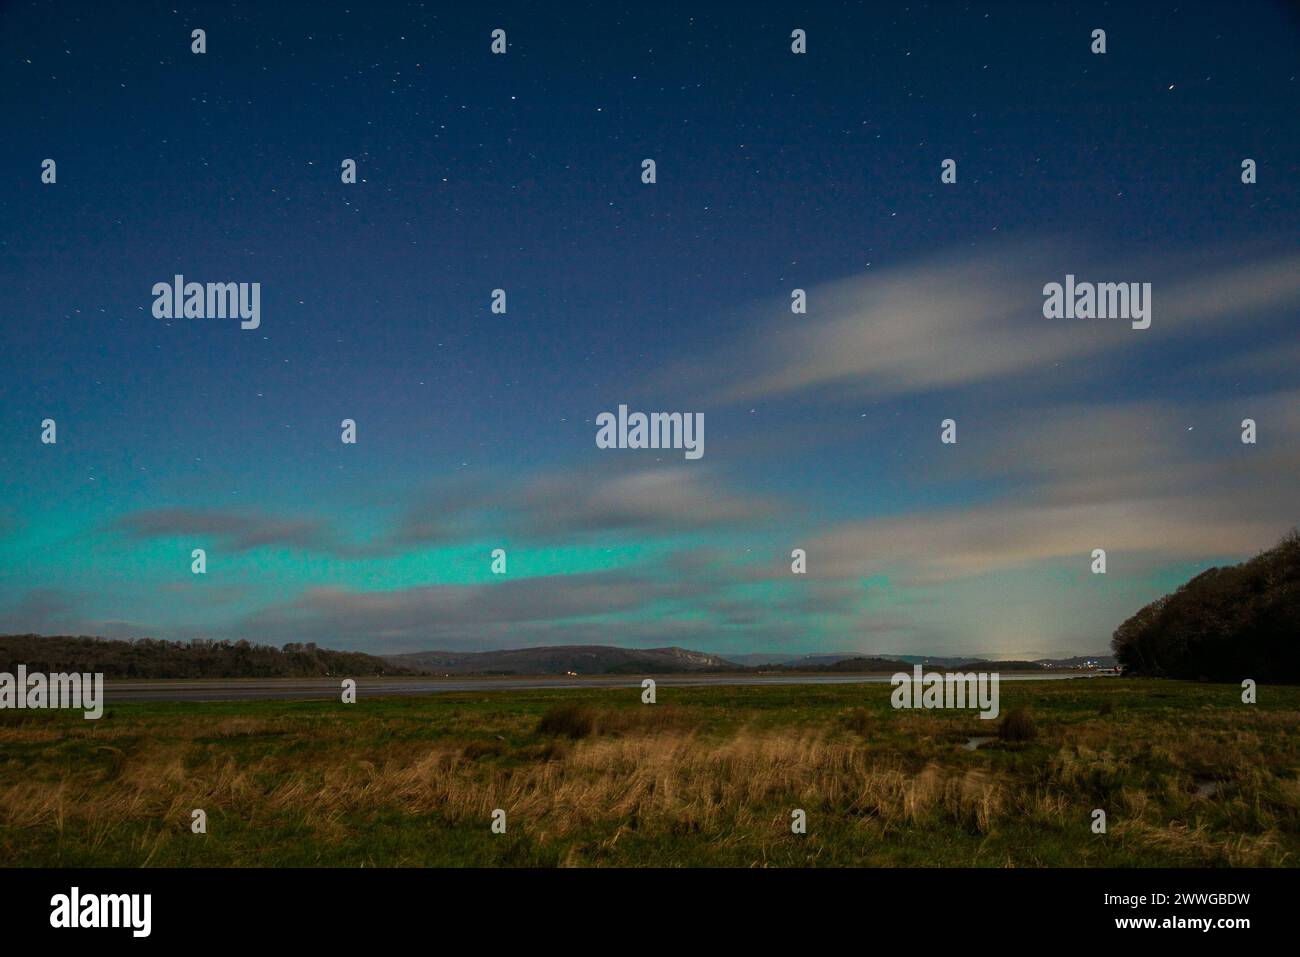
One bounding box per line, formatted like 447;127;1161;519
383;644;737;675
1;632;1116;678
381;644;1115;674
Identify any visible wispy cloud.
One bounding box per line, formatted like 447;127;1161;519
805;393;1300;583
514;467;776;538
667;243;1300;407
114;508;349;554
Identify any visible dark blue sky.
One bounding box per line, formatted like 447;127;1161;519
1;1;1297;658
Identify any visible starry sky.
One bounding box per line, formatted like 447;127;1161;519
1;1;1297;659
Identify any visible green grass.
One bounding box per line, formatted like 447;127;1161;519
0;679;1296;867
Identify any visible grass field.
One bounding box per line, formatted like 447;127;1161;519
1;679;1297;867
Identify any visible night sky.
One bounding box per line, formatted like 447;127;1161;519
1;1;1297;659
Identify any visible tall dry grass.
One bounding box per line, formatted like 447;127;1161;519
1;694;1296;866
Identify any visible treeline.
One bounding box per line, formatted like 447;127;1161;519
602;661;735;675
0;634;411;679
1112;529;1300;682
767;657;915;673
767;658;1049;673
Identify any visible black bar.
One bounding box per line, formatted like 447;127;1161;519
0;867;1282;943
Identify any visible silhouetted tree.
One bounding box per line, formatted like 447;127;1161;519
0;634;411;679
1112;529;1300;682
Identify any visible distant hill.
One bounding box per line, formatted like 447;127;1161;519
803;656;915;673
725;653;805;667
958;659;1047;671
1035;655;1116;669
730;652;1114;670
383;645;739;675
782;657;1103;674
729;652;988;668
778;653;867;667
1112;528;1300;681
0;634;407;679
726;652;875;667
382;646;1114;677
0;634;1123;681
